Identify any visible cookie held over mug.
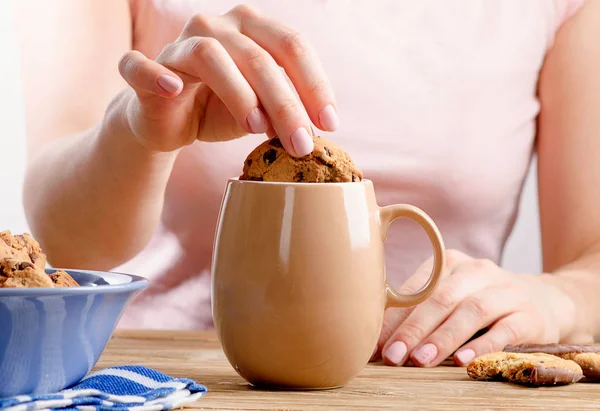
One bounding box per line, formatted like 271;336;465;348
240;135;363;183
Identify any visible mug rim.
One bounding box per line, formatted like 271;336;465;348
228;177;373;186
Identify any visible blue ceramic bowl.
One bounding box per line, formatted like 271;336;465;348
0;269;148;398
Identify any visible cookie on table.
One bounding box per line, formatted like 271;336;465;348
0;230;46;270
566;353;600;380
504;343;600;380
239;136;363;183
467;352;583;386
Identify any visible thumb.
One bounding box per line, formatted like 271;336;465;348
118;50;184;99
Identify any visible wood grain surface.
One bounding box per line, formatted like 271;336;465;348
95;330;600;410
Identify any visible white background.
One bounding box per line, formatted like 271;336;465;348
0;0;542;274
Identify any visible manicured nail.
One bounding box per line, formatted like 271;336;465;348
383;341;407;365
290;127;314;157
247;107;269;134
455;348;476;365
157;75;183;94
319;105;339;131
412;343;438;365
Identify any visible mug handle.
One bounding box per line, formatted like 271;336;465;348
379;204;446;307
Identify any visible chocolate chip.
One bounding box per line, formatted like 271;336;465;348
352;174;358;182
295;171;304;181
2;238;10;246
315;156;333;167
263;149;278;165
268;138;283;148
324;147;332;157
246;159;253;167
15;235;25;243
17;262;34;270
29;253;38;263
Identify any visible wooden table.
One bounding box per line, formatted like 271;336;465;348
96;330;599;410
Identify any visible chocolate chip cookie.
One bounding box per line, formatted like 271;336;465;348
0;258;79;289
467;352;583;386
0;258;55;288
0;230;80;289
0;230;46;270
564;353;600;380
240;136;363;183
504;343;600;380
49;270;80;288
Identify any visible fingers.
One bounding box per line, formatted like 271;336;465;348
141;5;334;153
455;311;542;366
118;50;184;98
215;32;314;156
409;287;528;367
371;256;439;361
158;36;269;135
374;250;469;362
372;251;466;362
180;6;328;156
229;5;338;132
381;254;501;366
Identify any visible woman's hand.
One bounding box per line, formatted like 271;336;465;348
371;250;579;367
117;4;337;155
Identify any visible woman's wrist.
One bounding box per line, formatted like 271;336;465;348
537;272;589;343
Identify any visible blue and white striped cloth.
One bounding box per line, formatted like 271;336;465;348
0;365;207;411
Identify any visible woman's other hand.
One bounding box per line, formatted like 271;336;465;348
372;250;580;367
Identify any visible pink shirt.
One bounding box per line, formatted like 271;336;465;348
117;0;585;330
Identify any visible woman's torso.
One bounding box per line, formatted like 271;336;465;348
116;0;584;329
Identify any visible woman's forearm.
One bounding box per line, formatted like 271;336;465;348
23;90;178;270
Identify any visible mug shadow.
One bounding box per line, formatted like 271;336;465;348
369;355;458;367
246;383;344;392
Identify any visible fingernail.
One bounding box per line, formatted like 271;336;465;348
290;127;314;157
412;343;438;365
383;341;407;365
247;107;269;134
455;348;476;365
157;74;183;94
319;105;339;131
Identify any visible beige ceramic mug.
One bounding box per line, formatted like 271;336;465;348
211;178;445;389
